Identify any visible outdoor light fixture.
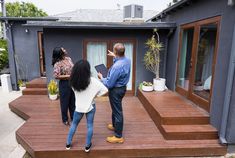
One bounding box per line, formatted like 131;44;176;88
228;0;234;6
25;29;29;33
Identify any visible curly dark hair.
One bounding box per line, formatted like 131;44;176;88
70;60;91;91
52;47;65;66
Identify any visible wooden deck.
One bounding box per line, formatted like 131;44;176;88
8;78;226;158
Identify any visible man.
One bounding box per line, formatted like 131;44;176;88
98;43;131;143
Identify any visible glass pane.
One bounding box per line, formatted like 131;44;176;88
177;28;194;90
193;23;217;101
87;42;107;78
112;42;134;90
123;43;133;90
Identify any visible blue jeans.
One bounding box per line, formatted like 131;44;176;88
66;104;96;146
108;86;126;138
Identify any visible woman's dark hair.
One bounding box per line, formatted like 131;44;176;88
52;47;65;66
70;60;91;91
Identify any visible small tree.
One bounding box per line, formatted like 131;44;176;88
144;29;163;79
0;39;8;71
5;2;47;17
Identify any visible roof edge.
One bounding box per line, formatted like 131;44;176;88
146;0;192;22
0;17;59;22
23;21;176;29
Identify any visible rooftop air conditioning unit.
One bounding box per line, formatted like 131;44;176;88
124;4;143;21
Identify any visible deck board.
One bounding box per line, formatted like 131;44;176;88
9;95;226;158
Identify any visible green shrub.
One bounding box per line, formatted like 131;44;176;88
0;39;8;71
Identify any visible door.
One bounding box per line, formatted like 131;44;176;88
38;32;46;76
84;39;136;95
176;16;221;112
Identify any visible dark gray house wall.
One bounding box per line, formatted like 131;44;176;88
10;22;42;83
227;72;235;143
226;24;235;144
155;0;235;142
43;28;168;93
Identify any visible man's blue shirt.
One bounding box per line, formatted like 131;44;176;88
101;56;131;89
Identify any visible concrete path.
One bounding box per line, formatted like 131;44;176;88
0;87;25;158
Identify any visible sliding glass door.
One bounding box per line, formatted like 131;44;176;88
176;17;220;111
177;27;194;92
192;23;218;101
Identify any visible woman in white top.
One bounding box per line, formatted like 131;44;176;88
66;60;108;152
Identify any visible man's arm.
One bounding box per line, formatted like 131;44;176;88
99;67;120;89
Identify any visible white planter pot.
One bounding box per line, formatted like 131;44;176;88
142;85;154;92
49;94;57;100
153;78;166;91
19;86;26;91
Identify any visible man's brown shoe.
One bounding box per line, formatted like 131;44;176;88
106;136;124;143
107;124;115;131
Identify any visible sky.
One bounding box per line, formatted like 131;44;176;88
5;0;172;15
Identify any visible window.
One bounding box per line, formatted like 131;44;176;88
86;42;107;78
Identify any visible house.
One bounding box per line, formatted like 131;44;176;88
1;0;235;145
0;5;171;96
148;0;235;144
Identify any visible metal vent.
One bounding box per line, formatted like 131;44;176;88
124;4;143;19
124;5;132;18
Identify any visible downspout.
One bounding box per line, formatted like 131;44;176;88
0;0;7;39
163;28;174;78
219;24;235;144
6;21;18;90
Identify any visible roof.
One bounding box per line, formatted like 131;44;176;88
52;9;158;22
0;17;58;22
23;21;176;30
147;0;193;22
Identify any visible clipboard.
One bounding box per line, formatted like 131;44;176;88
95;64;108;78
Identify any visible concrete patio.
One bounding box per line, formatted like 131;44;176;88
0;87;25;158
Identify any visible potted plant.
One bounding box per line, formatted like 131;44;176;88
144;29;166;91
18;79;26;90
141;81;154;92
48;79;58;100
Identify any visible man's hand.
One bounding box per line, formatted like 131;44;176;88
98;72;103;80
107;50;116;57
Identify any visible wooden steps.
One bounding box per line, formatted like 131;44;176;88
22;88;48;95
22;78;47;95
26;79;47;88
162;125;218;140
137;89;218;140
